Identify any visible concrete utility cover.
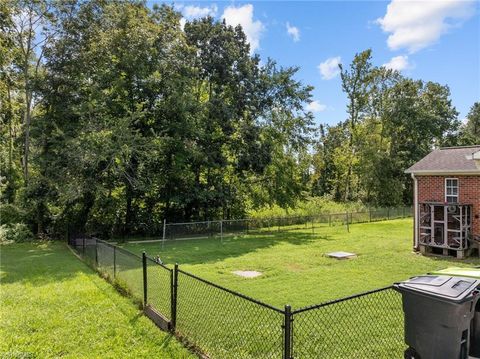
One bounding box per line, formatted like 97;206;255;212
233;270;262;278
327;251;357;259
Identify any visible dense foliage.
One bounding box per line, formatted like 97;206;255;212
0;1;477;238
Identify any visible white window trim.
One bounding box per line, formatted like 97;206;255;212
445;178;459;203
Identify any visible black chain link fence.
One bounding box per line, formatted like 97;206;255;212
114;247;143;301
146;257;173;321
176;269;285;358
291;287;405;358
161;206;412;241
68;236;406;358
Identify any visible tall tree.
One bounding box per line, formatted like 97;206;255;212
8;0;56;185
460;102;480;145
338;49;373;201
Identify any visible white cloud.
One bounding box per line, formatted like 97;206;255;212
318;56;341;80
383;55;411;71
286;22;300;42
377;0;475;53
306;100;327;113
183;4;218;20
222;4;265;53
179;18;186;31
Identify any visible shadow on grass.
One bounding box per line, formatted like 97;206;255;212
0;241;88;286
122;230;329;266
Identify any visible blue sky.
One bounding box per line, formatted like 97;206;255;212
160;0;479;126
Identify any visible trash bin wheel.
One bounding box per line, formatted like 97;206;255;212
404;347;420;359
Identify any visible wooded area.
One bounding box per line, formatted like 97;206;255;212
1;0;479;239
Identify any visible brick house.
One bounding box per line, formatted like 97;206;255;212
405;145;480;258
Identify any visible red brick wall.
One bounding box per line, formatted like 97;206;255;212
416;175;480;237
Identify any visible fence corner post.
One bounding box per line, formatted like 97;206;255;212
283;304;293;359
142;251;147;308
171;263;179;330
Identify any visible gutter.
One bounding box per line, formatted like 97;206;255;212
411;173;419;251
405;170;480;175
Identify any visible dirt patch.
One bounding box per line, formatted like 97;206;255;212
232;270;262;278
286;263;305;272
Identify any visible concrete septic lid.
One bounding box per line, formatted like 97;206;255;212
327;251;357;259
232;270;262;278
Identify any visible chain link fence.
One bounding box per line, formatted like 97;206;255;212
176;269;285;358
68;236;406;358
291;287;405;358
161;206;412;242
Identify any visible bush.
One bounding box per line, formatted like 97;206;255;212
249;196;367;219
0;223;34;243
0;203;27;226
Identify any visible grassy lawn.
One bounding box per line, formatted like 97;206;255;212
122;218;480;308
0;242;193;359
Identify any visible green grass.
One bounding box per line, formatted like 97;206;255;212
0;241;193;359
122;218;480;308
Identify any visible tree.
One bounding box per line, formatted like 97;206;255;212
460;102;480;145
338;49;373;201
7;0;56;186
312;50;460;206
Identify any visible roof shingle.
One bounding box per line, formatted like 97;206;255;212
405;145;480;174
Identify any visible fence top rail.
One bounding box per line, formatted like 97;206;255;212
166;220;223;226
145;256;173;272
177;268;285;314
95;238;143;261
291;285;394;315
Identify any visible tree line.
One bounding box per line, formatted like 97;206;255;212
1;0;478;239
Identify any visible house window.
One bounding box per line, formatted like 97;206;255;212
445;178;459;203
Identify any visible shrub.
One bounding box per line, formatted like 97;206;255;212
0;203;27;226
0;223;34;243
249;196;367;219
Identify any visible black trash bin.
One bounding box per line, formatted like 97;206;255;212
394;275;480;359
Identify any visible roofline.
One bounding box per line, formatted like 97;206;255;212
405;169;480;175
439;145;480;150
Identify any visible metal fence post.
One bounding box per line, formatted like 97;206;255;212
95;239;98;267
387;207;390;220
220;220;223;243
369;208;372;222
172;263;179;330
113;246;117;278
283;305;293;359
142;252;147;308
82;237;86;257
162;219;166;251
345;212;350;233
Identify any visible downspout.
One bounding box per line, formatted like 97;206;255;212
411;173;419;251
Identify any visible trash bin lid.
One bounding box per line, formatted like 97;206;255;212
430;267;480;279
395;275;480;302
